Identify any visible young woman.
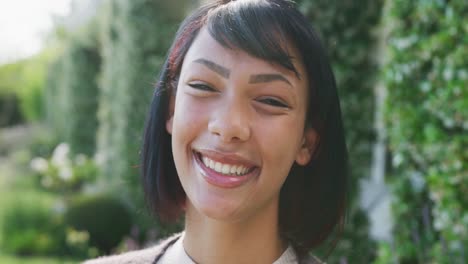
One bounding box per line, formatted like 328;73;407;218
87;0;347;263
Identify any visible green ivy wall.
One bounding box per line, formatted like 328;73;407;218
385;0;467;263
95;0;188;233
296;0;384;262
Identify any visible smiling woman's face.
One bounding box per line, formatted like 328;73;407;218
166;28;315;223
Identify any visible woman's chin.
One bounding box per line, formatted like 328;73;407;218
188;195;246;222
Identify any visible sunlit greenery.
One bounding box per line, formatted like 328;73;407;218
1;0;466;263
296;0;384;262
384;0;467;263
0;254;78;264
0;49;59;124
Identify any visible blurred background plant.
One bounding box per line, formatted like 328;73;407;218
30;143;98;193
383;0;467;263
0;0;466;263
1;192;67;256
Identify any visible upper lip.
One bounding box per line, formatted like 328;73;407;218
194;149;259;168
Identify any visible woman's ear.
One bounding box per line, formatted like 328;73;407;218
166;94;175;134
295;128;318;166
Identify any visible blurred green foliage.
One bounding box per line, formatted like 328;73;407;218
3;0;466;262
44;26;100;156
297;0;384;262
0;63;23;126
64;194;131;254
0;129;102;260
0;51;56;125
96;0;183;187
61;43;100;156
44;58;66;140
0;254;78;264
385;0;468;263
0;192;67;256
65;227;98;259
30;143;98;193
94;0;188;240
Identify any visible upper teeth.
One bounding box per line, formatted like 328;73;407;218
201;156;250;176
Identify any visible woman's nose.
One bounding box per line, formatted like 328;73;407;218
208;99;251;143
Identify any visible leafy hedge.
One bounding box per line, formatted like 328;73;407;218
0;52;53;125
0;62;25;126
44;23;100;156
62;42;100;156
65;194;131;254
44;58;66;140
95;0;188;237
97;0;184;185
385;0;467;263
0;192;67;256
297;0;384;262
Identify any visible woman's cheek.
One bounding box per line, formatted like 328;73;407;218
256;116;303;159
176;95;209;123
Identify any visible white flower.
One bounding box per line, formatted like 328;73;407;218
429;190;442;202
94;151;105;166
409;171;425;192
453;224;465;236
52;143;70;167
449;241;462;251
433;211;450;231
30;157;49;173
434;218;443;231
59;166;73;181
392;153;404;167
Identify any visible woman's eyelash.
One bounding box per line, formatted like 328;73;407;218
188;83;289;108
258;98;289;108
188;83;215;91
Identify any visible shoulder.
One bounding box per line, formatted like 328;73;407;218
83;233;181;264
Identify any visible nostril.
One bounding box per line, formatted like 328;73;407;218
208;120;250;142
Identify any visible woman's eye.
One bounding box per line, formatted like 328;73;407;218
188;83;215;92
258;97;290;108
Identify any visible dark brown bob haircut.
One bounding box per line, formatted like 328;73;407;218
141;0;348;258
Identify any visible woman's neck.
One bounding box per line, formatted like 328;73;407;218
182;200;286;264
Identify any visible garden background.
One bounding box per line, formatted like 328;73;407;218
0;0;466;263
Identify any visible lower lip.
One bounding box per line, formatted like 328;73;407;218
194;152;258;188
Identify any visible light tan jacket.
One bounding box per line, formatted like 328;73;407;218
84;233;323;264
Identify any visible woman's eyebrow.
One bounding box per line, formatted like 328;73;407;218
249;74;292;86
193;58;292;86
194;58;230;78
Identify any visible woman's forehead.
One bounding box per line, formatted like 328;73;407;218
182;28;305;79
178;28;309;104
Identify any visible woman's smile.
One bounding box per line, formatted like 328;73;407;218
193;149;261;188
